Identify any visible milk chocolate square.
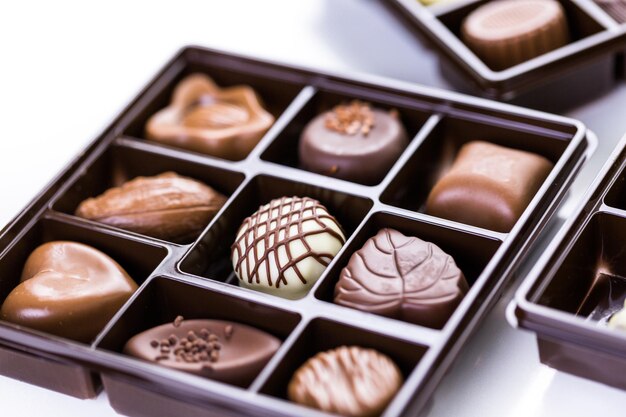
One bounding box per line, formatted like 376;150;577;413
426;141;553;232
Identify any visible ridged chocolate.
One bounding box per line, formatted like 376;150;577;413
462;0;570;70
288;346;403;417
299;101;408;185
231;196;345;299
75;172;227;242
426;141;553;232
145;74;275;160
334;228;468;329
1;241;137;342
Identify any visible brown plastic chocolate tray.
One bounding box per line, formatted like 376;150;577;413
0;46;591;416
512;133;626;392
387;0;626;111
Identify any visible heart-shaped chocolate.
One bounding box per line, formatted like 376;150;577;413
145;74;275;160
1;241;138;342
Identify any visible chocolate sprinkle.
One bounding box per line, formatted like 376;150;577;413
145;318;226;365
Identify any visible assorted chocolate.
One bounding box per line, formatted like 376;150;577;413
288;346;403;417
75;172;227;242
123;317;280;386
334;228;468;329
299;101;408;184
0;241;137;342
426;141;553;232
461;0;570;70
231;196;346;299
145;74;275;160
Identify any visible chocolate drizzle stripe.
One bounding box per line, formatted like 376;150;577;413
232;197;345;288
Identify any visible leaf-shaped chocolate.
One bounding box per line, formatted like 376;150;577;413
334;228;468;329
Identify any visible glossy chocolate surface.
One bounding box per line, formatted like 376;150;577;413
146;74;275;160
334;228;468;329
75;172;227;242
299;101;408;185
1;241;137;342
288;346;403;417
124;319;280;386
426;141;553;232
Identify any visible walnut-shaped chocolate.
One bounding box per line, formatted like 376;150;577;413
334;228;468;329
146;74;275;160
75;172;227;242
231;196;345;299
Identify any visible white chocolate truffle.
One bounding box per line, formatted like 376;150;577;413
231;197;345;299
608;300;626;331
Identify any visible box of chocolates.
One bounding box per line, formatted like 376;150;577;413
0;46;592;416
387;0;626;111
512;133;626;392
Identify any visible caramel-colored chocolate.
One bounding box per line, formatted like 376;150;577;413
124;319;280;386
1;241;138;342
426;141;553;232
75;172;227;242
288;346;403;417
334;228;468;329
462;0;570;70
145;74;275;160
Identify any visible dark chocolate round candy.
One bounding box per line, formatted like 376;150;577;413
298;101;408;185
334;228;468;329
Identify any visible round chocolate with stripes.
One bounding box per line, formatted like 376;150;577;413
231;196;345;299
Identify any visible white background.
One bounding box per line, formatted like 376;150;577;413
1;1;626;416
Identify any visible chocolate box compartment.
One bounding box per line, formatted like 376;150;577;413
314;211;502;328
534;212;626;321
0;215;168;398
0;46;593;417
0;216;168;307
387;0;626;111
179;174;373;290
118;54;309;161
96;276;301;387
96;276;303;417
258;318;427;406
50;139;245;244
0;342;99;399
380;113;570;216
511;134;626;392
260;88;432;185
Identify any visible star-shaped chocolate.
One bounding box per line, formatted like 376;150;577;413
145;74;275;160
